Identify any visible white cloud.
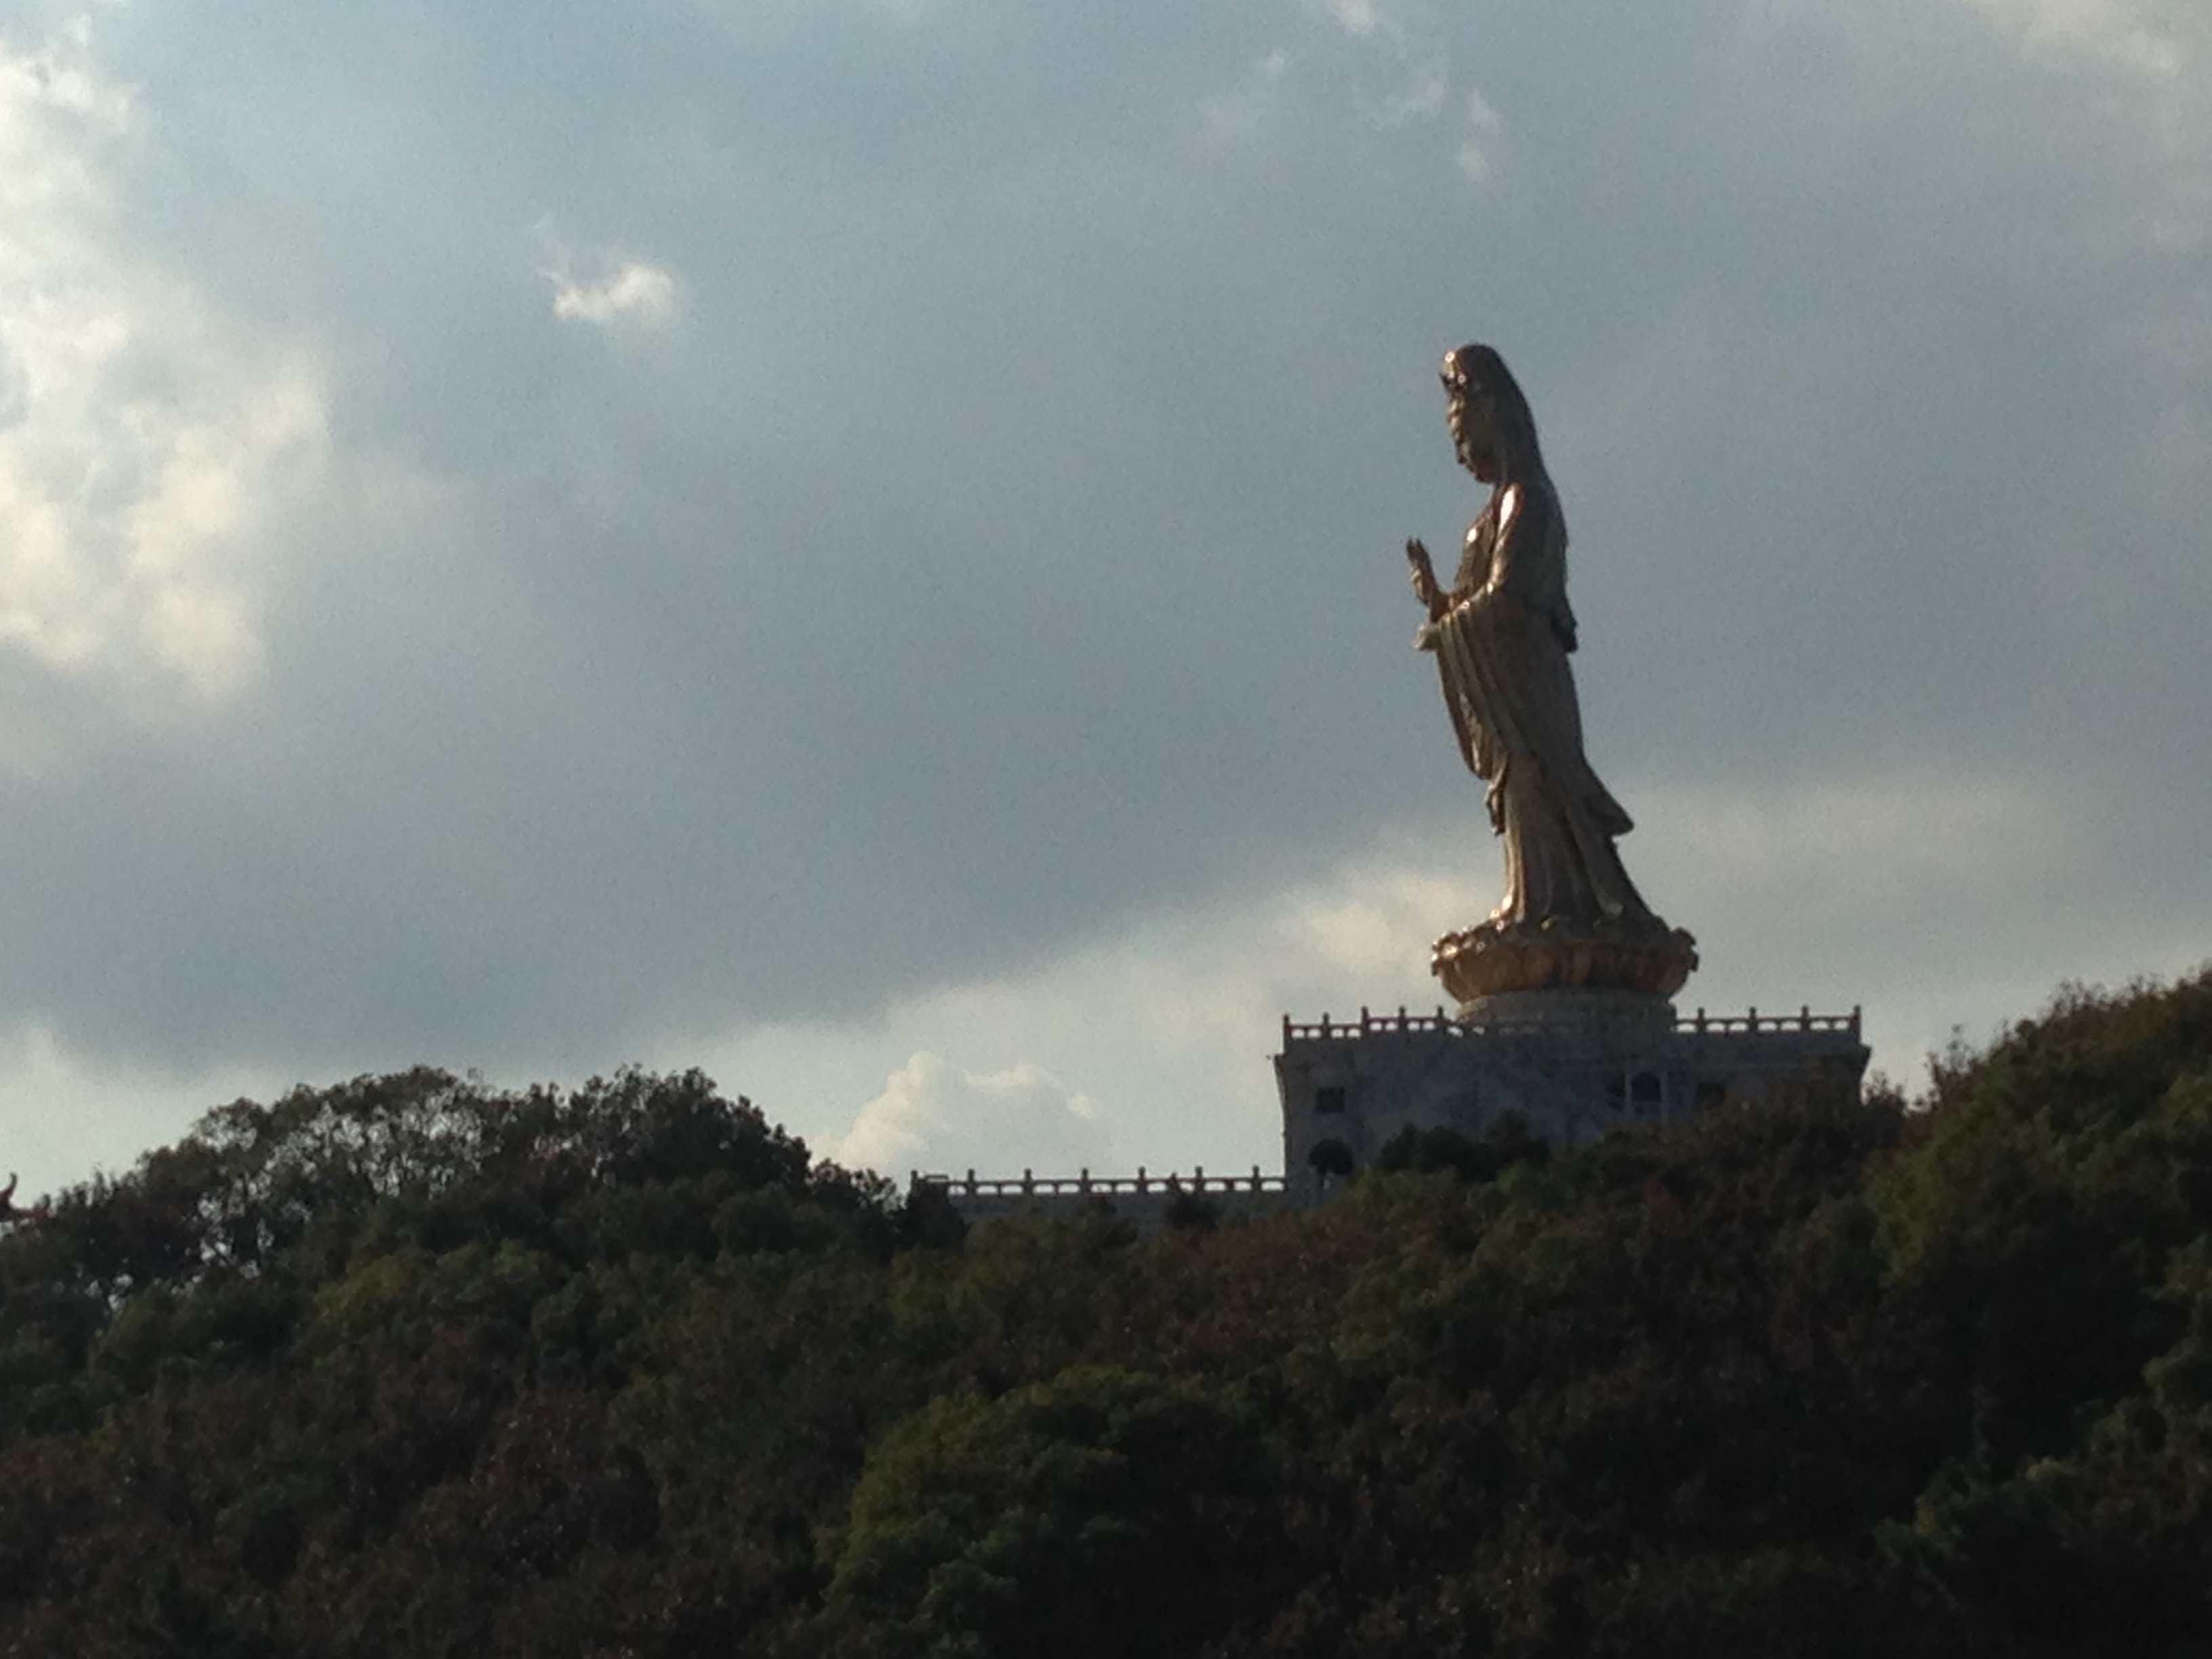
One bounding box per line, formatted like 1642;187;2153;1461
1632;773;2062;909
546;260;676;325
698;851;1486;1183
830;1051;1109;1179
699;764;2206;1180
1367;62;1446;127
1310;0;1397;41
1309;0;1380;38
1454;88;1502;182
0;28;327;707
1202;48;1293;140
1961;0;2186;74
1286;0;1483;177
0;1019;283;1202
1959;0;2209;238
1620;769;2200;1072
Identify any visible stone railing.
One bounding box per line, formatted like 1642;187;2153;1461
1283;1008;1458;1042
1284;1004;1862;1044
916;1166;1289;1197
1681;1006;1862;1036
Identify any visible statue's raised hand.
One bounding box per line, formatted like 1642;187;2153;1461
1405;538;1445;618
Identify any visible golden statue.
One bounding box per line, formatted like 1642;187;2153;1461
1406;344;1696;1007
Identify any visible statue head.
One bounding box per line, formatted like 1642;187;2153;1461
1441;344;1543;485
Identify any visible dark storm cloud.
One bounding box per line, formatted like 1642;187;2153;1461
0;0;2204;1097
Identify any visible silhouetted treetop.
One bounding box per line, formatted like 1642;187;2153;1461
4;973;2212;1656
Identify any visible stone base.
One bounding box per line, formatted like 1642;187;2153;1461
1432;918;1698;1010
1456;986;1678;1038
1277;996;1870;1202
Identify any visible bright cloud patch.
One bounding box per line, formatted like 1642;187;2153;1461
1961;0;2209;237
0;1019;282;1201
1312;0;1395;40
0;30;326;705
830;1052;1109;1179
1633;774;2062;909
1202;48;1292;140
705;766;2200;1183
1290;0;1490;178
548;261;676;325
1962;0;2188;74
1454;89;1503;182
1368;63;1445;126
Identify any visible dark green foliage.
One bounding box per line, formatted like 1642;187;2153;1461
817;1366;1273;1659
1165;1189;1223;1232
1375;1111;1551;1183
5;972;2212;1655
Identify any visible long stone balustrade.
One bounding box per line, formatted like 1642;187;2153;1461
926;1002;1870;1231
1284;1004;1862;1044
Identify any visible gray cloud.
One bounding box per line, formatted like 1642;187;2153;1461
0;0;2205;1188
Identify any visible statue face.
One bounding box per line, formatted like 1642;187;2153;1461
1447;390;1500;483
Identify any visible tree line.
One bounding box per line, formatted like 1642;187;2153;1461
4;970;2212;1656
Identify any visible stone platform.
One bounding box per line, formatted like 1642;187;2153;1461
1275;995;1868;1204
921;994;1870;1229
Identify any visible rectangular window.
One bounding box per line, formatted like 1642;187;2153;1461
1314;1086;1347;1115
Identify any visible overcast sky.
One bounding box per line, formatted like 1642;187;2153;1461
0;0;2205;1197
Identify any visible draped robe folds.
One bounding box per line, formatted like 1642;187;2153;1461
1431;480;1656;930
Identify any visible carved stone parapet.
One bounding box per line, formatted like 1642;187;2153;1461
1431;917;1698;1010
1454;985;1679;1038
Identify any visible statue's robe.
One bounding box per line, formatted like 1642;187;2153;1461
1432;478;1655;930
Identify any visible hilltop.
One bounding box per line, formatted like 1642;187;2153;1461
4;971;2212;1656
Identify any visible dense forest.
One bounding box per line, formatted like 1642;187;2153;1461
3;972;2211;1656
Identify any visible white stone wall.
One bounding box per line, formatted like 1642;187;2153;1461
930;1002;1869;1225
1276;1003;1869;1200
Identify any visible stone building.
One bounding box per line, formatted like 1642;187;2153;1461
1275;992;1869;1206
923;991;1868;1227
